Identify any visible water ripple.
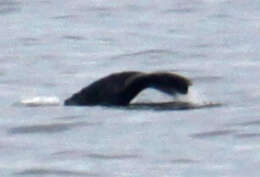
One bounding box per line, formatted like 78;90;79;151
51;150;141;160
163;8;195;14
170;158;198;164
14;168;98;176
234;120;260;126
109;49;178;60
7;121;94;135
51;150;140;160
19;37;41;46
62;35;86;41
87;153;140;160
190;129;237;139
51;15;78;20
235;133;260;139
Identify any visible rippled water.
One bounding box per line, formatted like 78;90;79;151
1;0;260;176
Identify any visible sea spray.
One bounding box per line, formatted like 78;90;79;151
176;86;209;106
18;96;61;107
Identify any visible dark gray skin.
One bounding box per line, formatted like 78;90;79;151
64;71;192;106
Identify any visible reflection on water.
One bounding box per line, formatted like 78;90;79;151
128;101;221;111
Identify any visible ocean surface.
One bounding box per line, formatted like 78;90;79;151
1;0;260;176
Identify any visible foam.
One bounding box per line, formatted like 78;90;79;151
18;96;61;107
176;87;209;106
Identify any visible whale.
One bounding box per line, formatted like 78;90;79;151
64;71;192;106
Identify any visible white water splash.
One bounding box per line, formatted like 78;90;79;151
176;87;209;106
18;96;61;107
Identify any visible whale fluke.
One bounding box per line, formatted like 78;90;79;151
64;71;191;106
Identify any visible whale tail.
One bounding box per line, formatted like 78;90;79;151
119;72;192;105
64;71;192;106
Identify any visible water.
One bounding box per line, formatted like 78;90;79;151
1;0;260;176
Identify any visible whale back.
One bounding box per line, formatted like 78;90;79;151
64;71;142;106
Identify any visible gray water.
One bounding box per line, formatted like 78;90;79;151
1;0;260;176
